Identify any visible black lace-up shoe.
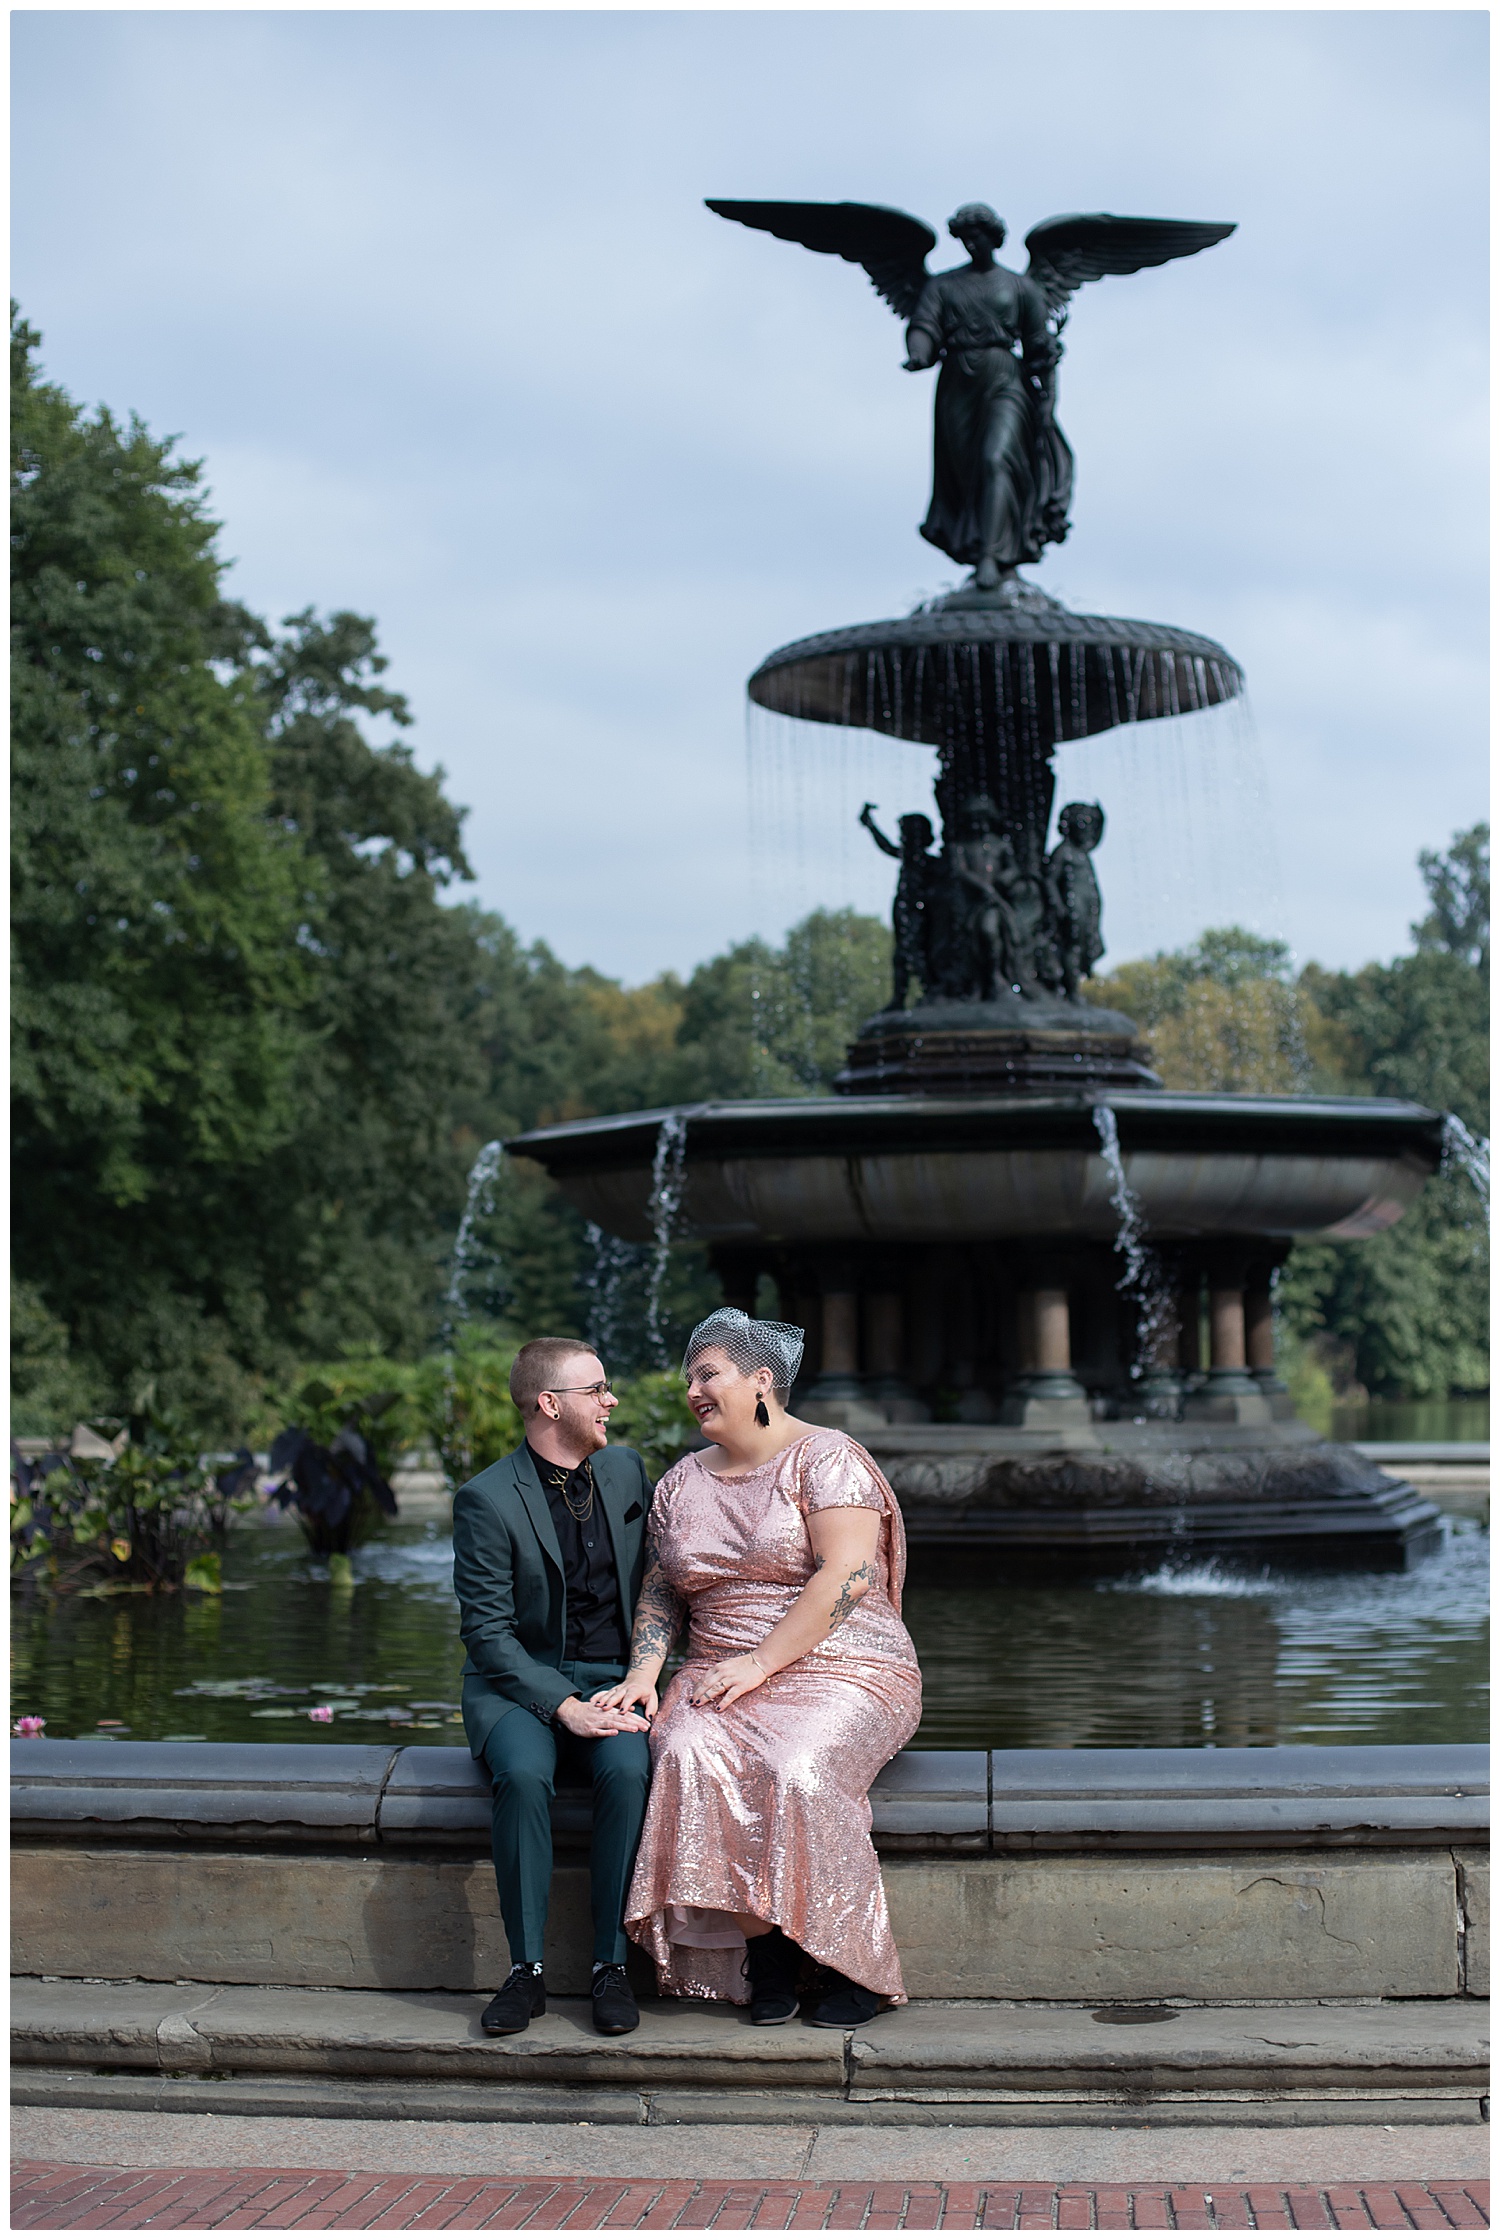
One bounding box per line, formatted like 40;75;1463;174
591;1963;640;2035
803;1968;880;2028
481;1963;546;2035
742;1926;802;2025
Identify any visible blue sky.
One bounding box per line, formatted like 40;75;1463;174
13;10;1487;982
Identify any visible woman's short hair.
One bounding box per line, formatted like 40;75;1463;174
948;202;1007;247
509;1337;597;1415
683;1308;806;1400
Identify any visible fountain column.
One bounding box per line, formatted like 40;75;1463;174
1245;1252;1293;1417
1002;1279;1090;1429
802;1265;887;1431
1183;1257;1271;1424
1210;1284;1249;1372
865;1284;929;1424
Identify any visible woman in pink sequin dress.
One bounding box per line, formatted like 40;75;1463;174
593;1309;922;2027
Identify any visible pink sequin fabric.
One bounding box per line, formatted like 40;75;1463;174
624;1428;922;2004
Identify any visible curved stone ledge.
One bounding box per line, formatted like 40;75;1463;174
12;1740;1488;1853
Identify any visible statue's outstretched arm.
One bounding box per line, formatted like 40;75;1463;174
860;803;901;858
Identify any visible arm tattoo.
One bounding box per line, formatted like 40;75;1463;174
627;1561;685;1674
827;1558;879;1631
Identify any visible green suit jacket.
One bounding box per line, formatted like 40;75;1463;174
452;1439;652;1760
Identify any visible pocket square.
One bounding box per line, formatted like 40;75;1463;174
622;1500;643;1523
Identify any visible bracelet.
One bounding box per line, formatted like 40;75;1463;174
749;1649;772;1677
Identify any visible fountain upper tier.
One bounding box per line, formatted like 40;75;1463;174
749;578;1243;751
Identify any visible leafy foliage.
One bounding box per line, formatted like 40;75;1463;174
10;1277;105;1437
1277;828;1489;1399
1091;928;1347;1095
1414;822;1488;970
11;310;309;1432
409;1335;525;1491
669;908;892;1098
11;1409;255;1593
12;318;497;1422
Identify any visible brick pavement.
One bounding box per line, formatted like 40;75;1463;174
9;2163;1491;2228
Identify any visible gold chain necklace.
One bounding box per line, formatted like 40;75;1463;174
549;1460;595;1525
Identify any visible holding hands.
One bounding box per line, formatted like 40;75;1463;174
590;1675;660;1723
557;1694;650;1738
592;1651;774;1721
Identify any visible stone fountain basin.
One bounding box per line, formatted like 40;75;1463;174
509;1091;1443;1246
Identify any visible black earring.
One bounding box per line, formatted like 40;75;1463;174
754;1396;770;1427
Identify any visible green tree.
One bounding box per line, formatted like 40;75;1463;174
1280;827;1488;1398
240;608;494;1360
11;317;508;1425
1414;821;1488;970
670;907;890;1098
1091;926;1345;1095
11;310;310;1428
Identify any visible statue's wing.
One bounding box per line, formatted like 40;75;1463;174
706;200;937;319
1024;214;1235;319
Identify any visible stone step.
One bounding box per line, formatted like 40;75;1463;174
12;1982;1487;2126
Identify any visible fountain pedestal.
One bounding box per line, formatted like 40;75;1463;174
838;997;1159;1097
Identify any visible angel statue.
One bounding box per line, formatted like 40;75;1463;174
708;200;1234;591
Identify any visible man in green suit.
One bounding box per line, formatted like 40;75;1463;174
453;1337;653;2038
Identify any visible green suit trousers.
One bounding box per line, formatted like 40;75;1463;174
480;1656;651;1968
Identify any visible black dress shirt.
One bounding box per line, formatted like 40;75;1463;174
526;1445;628;1666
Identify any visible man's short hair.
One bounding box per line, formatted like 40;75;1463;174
509;1337;597;1416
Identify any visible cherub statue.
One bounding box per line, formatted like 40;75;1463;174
1046;801;1107;999
946;794;1037;1001
860;802;936;1012
708;199;1233;591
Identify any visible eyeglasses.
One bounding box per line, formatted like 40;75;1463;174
542;1381;616;1400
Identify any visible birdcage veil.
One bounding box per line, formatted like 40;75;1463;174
683;1308;805;1397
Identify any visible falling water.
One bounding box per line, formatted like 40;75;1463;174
1441;1114;1490;1220
1093;1104;1175;1399
442;1140;506;1344
1050;691;1284;967
431;1139;507;1493
645;1114;689;1369
584;1221;641;1368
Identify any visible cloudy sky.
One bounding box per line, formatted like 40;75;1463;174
13;9;1487;983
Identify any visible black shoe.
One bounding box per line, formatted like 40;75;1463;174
742;1926;802;2025
481;1964;546;2035
591;1963;640;2035
804;1969;880;2028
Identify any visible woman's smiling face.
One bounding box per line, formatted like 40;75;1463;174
685;1344;766;1436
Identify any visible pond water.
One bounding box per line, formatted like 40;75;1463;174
11;1512;1487;1752
1328;1396;1489;1445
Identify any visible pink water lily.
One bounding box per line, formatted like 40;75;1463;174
308;1705;334;1723
13;1716;46;1737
